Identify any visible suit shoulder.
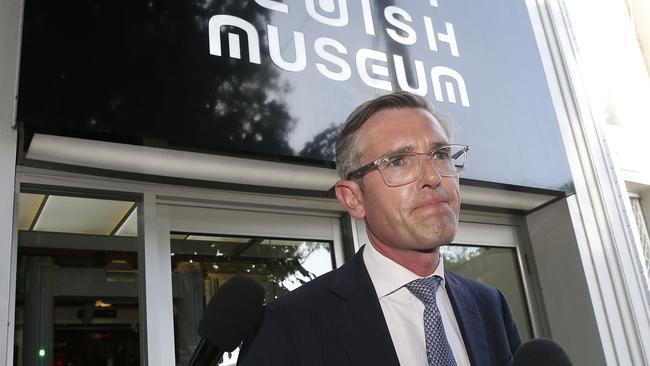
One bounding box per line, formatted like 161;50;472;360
267;249;367;311
267;269;337;311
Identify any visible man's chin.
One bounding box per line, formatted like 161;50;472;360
417;227;456;249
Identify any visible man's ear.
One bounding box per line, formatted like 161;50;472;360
335;179;366;219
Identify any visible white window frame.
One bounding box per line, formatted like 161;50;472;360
12;167;546;365
12;168;348;366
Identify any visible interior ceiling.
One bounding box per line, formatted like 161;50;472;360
17;192;319;248
18;192;138;237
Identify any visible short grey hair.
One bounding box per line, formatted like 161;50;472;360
335;91;454;179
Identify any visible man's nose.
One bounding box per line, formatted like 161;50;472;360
418;156;441;188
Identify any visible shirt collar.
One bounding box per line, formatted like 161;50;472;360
363;243;446;299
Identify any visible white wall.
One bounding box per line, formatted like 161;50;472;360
526;0;650;364
526;198;606;365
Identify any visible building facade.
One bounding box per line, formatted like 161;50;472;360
1;0;649;365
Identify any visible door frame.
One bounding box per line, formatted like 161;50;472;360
13;166;544;365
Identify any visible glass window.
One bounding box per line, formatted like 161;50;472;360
441;245;533;340
170;233;334;365
630;196;650;277
14;191;140;366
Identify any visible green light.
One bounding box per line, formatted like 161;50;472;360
38;348;45;358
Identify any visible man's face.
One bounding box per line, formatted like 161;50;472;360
345;107;461;252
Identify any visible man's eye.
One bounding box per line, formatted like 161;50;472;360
433;150;451;160
387;156;408;168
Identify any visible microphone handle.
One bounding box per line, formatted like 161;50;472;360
187;338;224;366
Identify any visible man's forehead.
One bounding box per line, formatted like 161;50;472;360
362;107;443;130
357;107;449;158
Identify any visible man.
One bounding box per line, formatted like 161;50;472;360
238;91;522;365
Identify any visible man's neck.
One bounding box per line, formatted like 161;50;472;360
369;240;441;277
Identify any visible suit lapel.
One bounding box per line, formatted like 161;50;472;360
328;247;401;366
445;271;489;366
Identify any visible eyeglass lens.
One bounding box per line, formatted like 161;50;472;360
380;145;467;186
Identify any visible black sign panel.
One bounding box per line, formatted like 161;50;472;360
18;0;573;191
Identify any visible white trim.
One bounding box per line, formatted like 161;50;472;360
0;0;22;363
17;163;560;213
156;196;342;218
27;133;339;191
460;185;556;211
140;195;176;366
167;205;340;241
17;166;341;212
513;228;546;340
452;222;518;248
25;133;561;211
351;215;519;249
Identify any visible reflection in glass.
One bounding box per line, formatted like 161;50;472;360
19;0;299;161
17;0;575;190
170;234;333;365
441;245;533;340
14;192;140;366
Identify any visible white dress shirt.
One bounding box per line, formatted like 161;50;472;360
363;243;471;366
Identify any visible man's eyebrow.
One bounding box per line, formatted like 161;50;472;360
427;141;449;151
379;145;415;159
377;141;450;160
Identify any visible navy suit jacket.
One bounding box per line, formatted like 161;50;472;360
238;246;522;365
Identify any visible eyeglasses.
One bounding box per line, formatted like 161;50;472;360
346;144;469;187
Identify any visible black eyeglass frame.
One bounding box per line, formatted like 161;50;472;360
346;144;470;186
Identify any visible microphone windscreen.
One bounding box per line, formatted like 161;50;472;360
197;275;265;352
513;338;572;366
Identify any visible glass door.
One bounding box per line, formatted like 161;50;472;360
161;203;344;366
441;244;532;340
153;200;535;365
14;189;141;366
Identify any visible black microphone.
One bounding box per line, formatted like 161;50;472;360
188;275;265;366
513;338;573;366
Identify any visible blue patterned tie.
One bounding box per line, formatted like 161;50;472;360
406;276;457;366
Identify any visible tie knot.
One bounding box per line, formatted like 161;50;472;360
405;276;442;305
